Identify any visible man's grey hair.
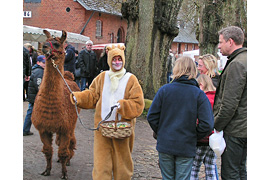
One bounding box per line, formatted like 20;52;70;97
218;26;244;45
86;40;93;45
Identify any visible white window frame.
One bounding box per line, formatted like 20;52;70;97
96;20;102;37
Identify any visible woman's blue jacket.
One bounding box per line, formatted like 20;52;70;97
147;75;214;157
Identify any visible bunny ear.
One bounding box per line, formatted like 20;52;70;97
120;45;125;51
117;44;125;50
43;30;51;38
106;46;112;51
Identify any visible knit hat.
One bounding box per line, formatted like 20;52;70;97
106;44;125;72
37;55;46;63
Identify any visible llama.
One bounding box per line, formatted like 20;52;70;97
31;30;80;179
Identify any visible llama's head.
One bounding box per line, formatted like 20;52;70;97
42;30;66;64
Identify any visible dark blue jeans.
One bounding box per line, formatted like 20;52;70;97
221;133;247;180
159;152;193;180
81;76;94;91
23;103;33;133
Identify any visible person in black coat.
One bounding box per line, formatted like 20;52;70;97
23;46;31;101
97;46;110;73
78;40;97;90
74;50;81;89
64;41;76;74
23;55;46;136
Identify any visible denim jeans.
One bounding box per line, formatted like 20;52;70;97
80;77;87;91
221;134;247;180
75;78;81;90
81;76;94;91
159;152;193;180
23;103;34;133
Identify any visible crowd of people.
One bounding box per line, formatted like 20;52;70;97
148;26;247;180
23;25;247;180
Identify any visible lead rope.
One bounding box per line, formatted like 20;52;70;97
50;59;117;131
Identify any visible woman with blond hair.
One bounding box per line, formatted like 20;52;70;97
197;54;220;87
191;74;218;180
147;56;214;180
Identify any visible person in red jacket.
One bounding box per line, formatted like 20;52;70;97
191;74;218;180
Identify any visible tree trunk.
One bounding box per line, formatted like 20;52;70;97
199;0;224;55
198;0;247;55
122;0;182;99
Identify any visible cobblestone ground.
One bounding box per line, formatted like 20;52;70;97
23;101;221;180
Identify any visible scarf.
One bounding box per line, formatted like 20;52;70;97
108;68;126;92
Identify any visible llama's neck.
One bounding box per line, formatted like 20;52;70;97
40;59;65;95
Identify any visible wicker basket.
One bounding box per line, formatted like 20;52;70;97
99;110;132;139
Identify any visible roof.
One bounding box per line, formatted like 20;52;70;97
75;0;122;16
23;25;90;44
173;27;199;44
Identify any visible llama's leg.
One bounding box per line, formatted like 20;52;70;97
57;133;70;179
57;132;76;166
39;131;53;176
67;132;76;166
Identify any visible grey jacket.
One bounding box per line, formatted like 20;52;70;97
213;48;247;138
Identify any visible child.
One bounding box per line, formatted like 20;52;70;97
190;74;218;180
23;55;46;136
147;57;214;180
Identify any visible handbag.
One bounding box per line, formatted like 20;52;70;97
209;129;226;156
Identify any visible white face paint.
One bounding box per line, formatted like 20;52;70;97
111;55;123;71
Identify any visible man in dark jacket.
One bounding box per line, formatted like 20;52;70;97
78;40;97;90
213;26;247;180
23;55;46;136
64;41;76;74
23;46;31;101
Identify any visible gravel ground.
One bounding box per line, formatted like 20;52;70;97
23;101;221;179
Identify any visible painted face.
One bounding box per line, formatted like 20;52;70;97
197;59;208;75
218;34;231;56
111;55;123;71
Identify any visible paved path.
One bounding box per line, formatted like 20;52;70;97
23;101;221;179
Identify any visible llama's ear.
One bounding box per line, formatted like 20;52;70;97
60;30;67;44
43;30;51;38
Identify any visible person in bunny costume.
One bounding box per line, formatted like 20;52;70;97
70;44;144;180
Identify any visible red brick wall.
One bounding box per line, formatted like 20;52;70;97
171;42;199;55
23;0;127;45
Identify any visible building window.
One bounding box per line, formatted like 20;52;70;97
178;43;181;54
96;20;102;37
66;7;71;13
192;44;195;50
110;33;114;43
117;27;125;43
185;44;188;51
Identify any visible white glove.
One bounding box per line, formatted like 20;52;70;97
115;102;120;109
73;95;77;103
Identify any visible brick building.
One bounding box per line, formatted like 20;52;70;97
171;26;199;56
23;0;198;56
23;0;127;50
